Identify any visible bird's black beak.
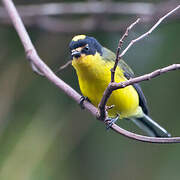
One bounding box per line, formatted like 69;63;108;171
71;51;81;59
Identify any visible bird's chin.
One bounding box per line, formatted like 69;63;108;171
73;56;81;61
73;54;86;60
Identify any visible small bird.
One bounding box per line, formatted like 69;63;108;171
69;34;171;137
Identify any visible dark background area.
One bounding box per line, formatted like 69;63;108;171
0;0;180;179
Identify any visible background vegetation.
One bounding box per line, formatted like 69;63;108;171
0;0;180;179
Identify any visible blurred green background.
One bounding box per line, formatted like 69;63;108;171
0;0;180;180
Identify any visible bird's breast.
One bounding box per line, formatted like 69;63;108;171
72;53;139;118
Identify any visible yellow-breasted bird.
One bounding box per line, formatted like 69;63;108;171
69;35;171;137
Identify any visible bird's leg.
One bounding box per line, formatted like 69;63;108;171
105;114;119;130
105;105;115;111
79;96;91;109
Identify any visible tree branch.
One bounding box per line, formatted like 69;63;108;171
0;2;162;18
113;64;180;90
119;4;180;59
98;5;180;123
2;0;98;119
56;60;72;73
0;1;180;33
2;0;180;143
111;18;140;83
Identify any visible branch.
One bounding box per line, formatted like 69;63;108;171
0;1;180;33
111;18;140;83
3;0;180;143
0;2;159;17
98;5;180;122
119;4;180;59
113;64;180;90
56;60;72;73
1;1;180;17
99;64;180;121
2;0;98;119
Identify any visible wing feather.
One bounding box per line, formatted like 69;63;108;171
102;47;149;115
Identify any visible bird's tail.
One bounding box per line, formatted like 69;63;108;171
131;113;171;137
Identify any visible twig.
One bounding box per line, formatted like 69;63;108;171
111;18;140;83
113;64;180;90
111;124;180;143
119;4;180;59
99;64;180;120
56;60;72;73
3;0;180;143
98;5;180;122
30;61;44;76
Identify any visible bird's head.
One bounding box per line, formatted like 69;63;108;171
69;35;102;60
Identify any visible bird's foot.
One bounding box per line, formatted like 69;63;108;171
79;96;91;109
105;114;119;130
105;105;115;111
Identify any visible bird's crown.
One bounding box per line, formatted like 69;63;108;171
72;35;86;42
69;35;102;56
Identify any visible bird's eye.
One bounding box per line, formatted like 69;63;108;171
84;45;89;51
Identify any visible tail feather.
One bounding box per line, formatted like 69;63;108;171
131;113;171;137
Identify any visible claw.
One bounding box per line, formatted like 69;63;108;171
105;115;119;130
79;96;90;109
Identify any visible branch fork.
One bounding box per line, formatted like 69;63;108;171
98;6;180;124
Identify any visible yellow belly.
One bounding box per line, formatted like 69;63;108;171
72;53;140;118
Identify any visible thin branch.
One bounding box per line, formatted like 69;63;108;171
111;124;180;143
99;64;180;120
3;0;180;143
111;18;140;83
0;2;157;17
30;61;44;76
98;5;180;123
1;1;180;18
0;2;180;33
56;60;72;73
113;64;180;90
119;4;180;59
1;15;180;33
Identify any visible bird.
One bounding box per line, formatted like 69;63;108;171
69;34;171;137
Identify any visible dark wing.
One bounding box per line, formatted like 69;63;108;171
123;72;149;115
102;47;149;115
